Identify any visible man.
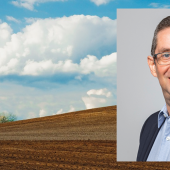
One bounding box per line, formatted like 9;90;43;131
137;16;170;161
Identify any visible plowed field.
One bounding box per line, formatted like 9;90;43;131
0;106;116;169
0;140;114;170
0;106;116;140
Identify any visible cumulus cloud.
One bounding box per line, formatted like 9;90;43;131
68;105;75;112
87;88;112;97
11;0;67;11
39;109;47;117
22;59;79;76
0;22;13;47
90;0;112;6
0;58;19;75
82;88;113;109
53;108;63;115
149;3;170;8
20;52;116;77
6;16;20;23
82;96;106;109
80;52;116;77
0;15;116;79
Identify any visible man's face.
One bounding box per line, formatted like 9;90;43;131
153;27;170;97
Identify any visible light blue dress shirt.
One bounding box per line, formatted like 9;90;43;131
147;104;170;161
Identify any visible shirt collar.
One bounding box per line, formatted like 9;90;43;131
158;104;169;128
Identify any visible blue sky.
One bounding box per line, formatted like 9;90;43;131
0;0;168;121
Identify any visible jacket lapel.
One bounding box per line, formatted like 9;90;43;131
143;119;165;161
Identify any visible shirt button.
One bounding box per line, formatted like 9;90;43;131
166;136;170;141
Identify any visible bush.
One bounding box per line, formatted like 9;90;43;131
7;113;17;122
0;112;17;123
1;116;8;123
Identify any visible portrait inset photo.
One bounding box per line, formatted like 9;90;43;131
117;9;170;161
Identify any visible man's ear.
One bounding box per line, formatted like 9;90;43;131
147;56;157;77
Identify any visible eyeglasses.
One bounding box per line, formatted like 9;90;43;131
154;52;170;65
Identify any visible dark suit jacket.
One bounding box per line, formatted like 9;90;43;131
136;110;165;161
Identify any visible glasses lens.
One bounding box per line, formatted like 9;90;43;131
157;52;170;65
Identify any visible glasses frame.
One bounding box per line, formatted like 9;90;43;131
153;52;170;65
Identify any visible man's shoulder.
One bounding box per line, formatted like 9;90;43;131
144;110;160;125
140;110;160;138
137;110;161;161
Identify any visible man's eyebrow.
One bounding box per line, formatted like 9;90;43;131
158;48;170;53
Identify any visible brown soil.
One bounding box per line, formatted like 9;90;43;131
0;106;116;140
0;140;114;170
0;106;116;169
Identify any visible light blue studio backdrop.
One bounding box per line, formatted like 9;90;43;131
0;1;169;121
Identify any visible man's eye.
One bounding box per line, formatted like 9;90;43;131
163;53;170;58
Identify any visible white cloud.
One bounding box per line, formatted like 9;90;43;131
11;0;67;11
90;0;112;6
21;52;116;77
39;109;47;117
22;59;79;76
6;16;20;23
0;22;13;47
87;88;112;97
0;15;116;78
80;52;116;77
68;105;75;112
0;58;19;75
149;3;170;8
0;19;2;23
82;88;114;109
25;17;40;23
82;96;106;109
53;108;63;115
